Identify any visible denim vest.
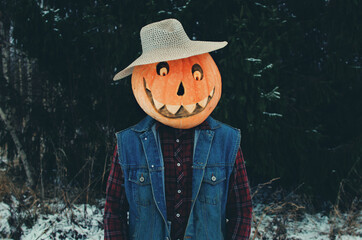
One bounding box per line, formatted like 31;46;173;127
115;116;241;240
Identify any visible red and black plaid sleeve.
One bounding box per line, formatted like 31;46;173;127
104;146;129;240
226;148;253;240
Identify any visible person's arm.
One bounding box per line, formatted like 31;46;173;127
104;146;129;240
226;148;253;240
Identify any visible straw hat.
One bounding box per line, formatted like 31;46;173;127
113;18;228;81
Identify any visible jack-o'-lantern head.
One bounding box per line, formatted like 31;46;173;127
113;19;227;129
131;53;221;129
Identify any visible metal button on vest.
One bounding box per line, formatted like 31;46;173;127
211;175;217;182
177;189;181;194
139;176;145;182
176;138;180;143
177;163;181;167
176;213;180;217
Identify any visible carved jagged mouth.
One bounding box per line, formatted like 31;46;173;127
143;78;215;119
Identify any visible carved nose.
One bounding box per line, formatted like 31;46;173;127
177;82;185;96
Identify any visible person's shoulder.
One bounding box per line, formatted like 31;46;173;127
115;116;155;137
207;116;240;133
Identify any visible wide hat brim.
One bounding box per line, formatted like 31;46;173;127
113;40;228;81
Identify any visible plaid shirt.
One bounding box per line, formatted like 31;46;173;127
104;121;252;240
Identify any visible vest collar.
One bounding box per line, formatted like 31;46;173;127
130;116;156;132
131;115;221;132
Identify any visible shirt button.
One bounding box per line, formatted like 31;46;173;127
211;175;217;182
139;176;145;182
177;189;181;194
176;139;180;143
177;163;181;167
144;137;147;140
176;213;180;218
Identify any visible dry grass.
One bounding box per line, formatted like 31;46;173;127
251;177;361;240
251;182;307;240
329;157;362;239
0;172;21;202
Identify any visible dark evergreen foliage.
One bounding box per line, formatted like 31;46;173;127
0;0;361;205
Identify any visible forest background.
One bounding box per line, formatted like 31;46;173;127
0;0;361;211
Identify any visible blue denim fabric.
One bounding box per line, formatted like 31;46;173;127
116;116;241;240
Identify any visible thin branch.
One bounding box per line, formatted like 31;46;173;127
251;177;280;199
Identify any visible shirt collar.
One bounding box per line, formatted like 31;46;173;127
155;120;211;131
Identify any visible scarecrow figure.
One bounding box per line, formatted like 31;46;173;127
104;19;252;240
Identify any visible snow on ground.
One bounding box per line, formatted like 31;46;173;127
0;200;104;240
21;203;104;240
21;204;103;240
0;198;361;239
0;202;11;236
250;203;362;239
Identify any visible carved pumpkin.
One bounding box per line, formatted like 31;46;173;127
131;53;222;129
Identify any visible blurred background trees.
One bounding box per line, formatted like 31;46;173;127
0;0;361;207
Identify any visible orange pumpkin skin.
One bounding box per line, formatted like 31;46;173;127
131;53;222;129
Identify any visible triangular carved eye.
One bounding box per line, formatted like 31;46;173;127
156;62;169;76
192;64;203;80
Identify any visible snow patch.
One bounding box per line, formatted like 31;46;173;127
251;204;362;240
0;199;361;239
21;203;104;240
245;57;262;62
0;202;11;236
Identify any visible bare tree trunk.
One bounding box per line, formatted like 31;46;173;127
26;58;32;103
40;134;45;199
18;54;23;95
0;20;10;84
0;107;35;186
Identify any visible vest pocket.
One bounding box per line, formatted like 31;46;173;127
128;169;153;206
198;167;227;205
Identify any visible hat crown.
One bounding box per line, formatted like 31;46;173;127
140;19;190;53
113;18;227;81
